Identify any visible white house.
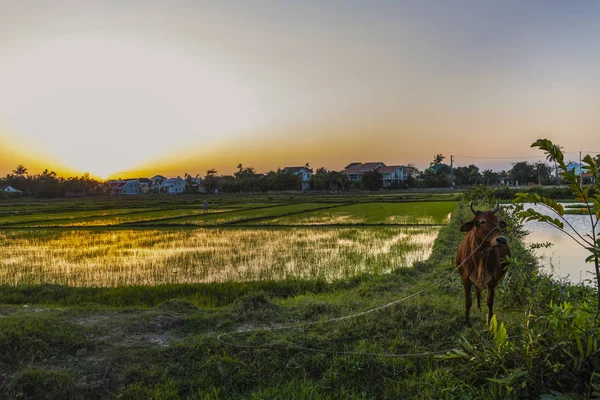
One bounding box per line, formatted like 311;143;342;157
161;177;186;194
110;180;140;195
137;178;151;194
0;185;24;194
283;167;312;182
283;167;312;191
379;166;406;187
151;175;167;189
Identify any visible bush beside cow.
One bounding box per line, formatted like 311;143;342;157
456;202;510;326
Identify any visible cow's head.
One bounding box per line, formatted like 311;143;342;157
460;202;508;248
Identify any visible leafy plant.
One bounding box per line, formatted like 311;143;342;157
514;139;600;312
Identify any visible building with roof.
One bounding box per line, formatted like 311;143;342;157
161;177;186;194
343;162;386;182
0;185;24;194
283;167;312;192
379;165;406;187
567;163;596;183
151;175;167;189
110;180;140;195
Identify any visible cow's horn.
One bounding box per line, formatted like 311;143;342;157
470;201;477;215
492;202;499;214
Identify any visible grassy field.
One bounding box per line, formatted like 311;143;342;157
0;226;439;286
6;192;569;398
0;195;451;287
0;198;554;399
251;201;455;226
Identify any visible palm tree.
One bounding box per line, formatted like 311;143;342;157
545;144;563;185
12;164;28;176
431;154;445;166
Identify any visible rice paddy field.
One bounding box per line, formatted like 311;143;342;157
0;193;457;287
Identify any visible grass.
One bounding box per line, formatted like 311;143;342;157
1;192;509;398
0;226;439;286
140;203;345;226
13;207;237;227
0;207;156;226
0;198;550;398
252;201;455;226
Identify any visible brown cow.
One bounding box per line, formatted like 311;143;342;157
456;202;510;326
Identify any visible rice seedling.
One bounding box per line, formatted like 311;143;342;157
0;208;157;226
144;203;343;226
13;208;236;227
252;202;456;225
0;226;439;286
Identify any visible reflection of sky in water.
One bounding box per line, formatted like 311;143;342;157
523;203;597;284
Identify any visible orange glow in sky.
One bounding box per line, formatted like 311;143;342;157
1;1;599;179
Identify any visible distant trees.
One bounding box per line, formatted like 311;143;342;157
423;168;451;188
265;169;301;191
361;170;383;191
1;165;102;198
482;169;499;186
509;161;536;185
203;169;218;193
454;164;482;186
309;168;348;191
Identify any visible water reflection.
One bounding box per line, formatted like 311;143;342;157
523;203;597;283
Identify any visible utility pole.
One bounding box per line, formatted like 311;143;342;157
580;151;583;188
450;155;455;188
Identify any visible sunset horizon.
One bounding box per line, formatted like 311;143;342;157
2;1;599;180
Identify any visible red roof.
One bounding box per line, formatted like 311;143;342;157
344;162;386;174
344;162;362;169
378;165;404;173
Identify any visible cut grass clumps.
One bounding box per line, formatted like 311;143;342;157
0;315;93;367
155;299;199;313
229;292;282;323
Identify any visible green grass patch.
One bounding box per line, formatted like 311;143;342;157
252;201;456;225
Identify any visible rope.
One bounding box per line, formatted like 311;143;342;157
217;226;502;358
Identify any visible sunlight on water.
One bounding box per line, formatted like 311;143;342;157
523;203;596;284
0;227;440;287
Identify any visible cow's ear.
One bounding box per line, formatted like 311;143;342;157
499;220;507;230
460;221;475;232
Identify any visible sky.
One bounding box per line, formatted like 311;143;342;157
1;0;599;179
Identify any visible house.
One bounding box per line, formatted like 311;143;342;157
379;166;406;187
161;177;186;194
283;167;312;192
151;175;167;189
136;178;151;194
111;180;140;195
567;164;596;183
283;167;312;182
343;162;386;182
0;185;24;194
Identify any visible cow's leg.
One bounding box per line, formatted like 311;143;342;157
463;279;472;326
486;285;495;325
475;287;482;311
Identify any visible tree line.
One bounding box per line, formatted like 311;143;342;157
1;165;103;198
4;152;599;197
